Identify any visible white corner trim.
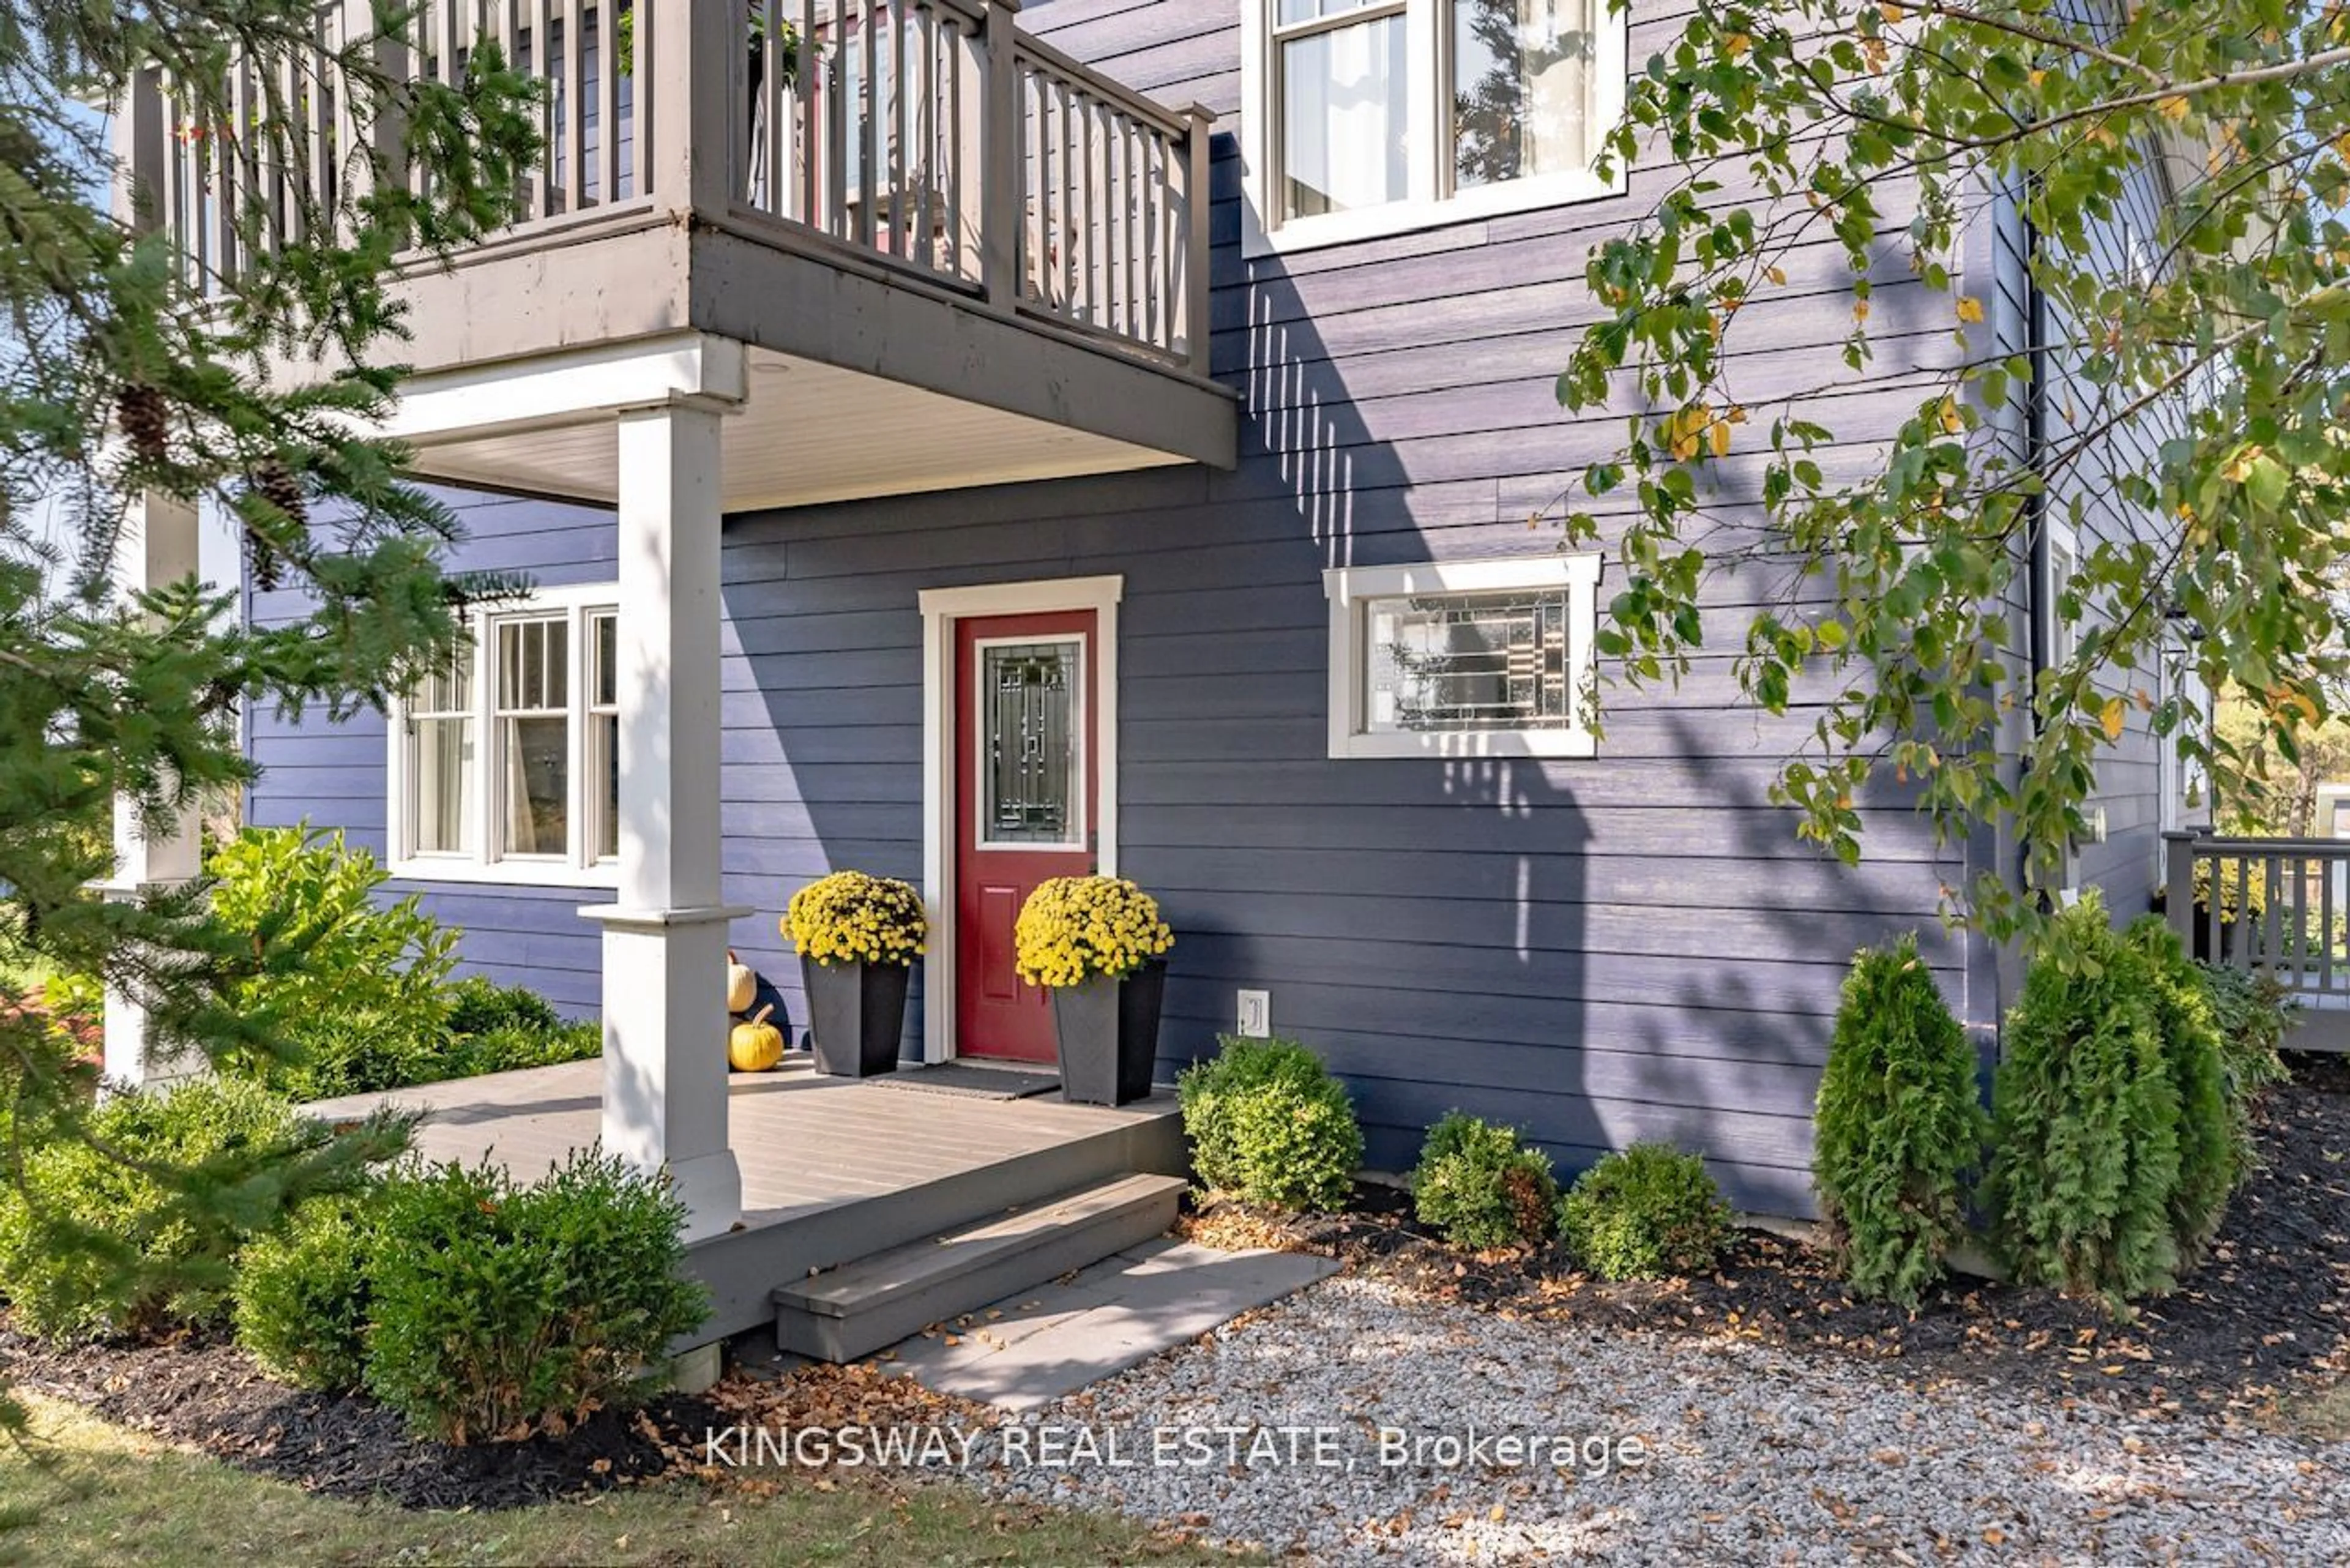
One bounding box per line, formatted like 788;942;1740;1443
919;575;1124;1067
377;333;749;446
1324;553;1603;761
1239;0;1628;259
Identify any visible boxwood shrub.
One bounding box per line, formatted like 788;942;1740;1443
1410;1111;1558;1250
233;1193;376;1391
362;1151;709;1443
1559;1143;1732;1281
1177;1035;1363;1211
1812;935;1988;1307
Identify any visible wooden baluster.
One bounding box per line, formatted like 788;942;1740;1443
625;0;646;203
2327;850;2340;994
801;0;821;226
1130;114;1147;338
889;1;909;256
854;0;876;247
2264;854;2282;976
761;3;784;214
915;6;935;271
947;15;974;279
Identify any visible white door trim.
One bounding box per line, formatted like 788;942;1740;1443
917;575;1124;1064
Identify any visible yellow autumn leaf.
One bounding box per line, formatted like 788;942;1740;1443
1955;295;1985;324
1853;298;1872;323
2100;697;2127;742
1879;1;1905;18
1723;31;1751;58
1938;397;1963;436
2159;96;2190;122
1709;418;1733;458
1766;265;1788;286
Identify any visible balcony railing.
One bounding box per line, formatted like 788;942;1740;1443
2165;829;2350;1045
117;0;1212;373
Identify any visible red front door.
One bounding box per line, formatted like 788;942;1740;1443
955;611;1099;1062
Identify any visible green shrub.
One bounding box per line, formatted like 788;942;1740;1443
0;1077;362;1340
2201;961;2293;1177
209;826;458;1100
446;976;562;1040
1558;1143;1733;1281
364;1151;709;1443
1410;1112;1558;1250
449;1018;603;1078
1812;935;1989;1306
232;1194;376;1391
1177;1035;1363;1211
1985;894;2183;1306
2125;917;2234;1268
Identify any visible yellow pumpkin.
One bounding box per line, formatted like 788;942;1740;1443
728;1004;785;1072
725;950;758;1014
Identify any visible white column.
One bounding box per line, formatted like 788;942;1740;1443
582;400;745;1242
102;491;208;1090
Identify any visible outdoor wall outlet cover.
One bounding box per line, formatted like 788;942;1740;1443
1237;990;1270;1037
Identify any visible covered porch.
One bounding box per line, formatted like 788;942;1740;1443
102;0;1236;1245
303;1058;1187;1346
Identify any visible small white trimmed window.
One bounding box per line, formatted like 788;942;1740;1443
1324;555;1602;758
389;587;621;886
1243;0;1625;255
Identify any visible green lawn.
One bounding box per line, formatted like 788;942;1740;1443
0;1394;1236;1568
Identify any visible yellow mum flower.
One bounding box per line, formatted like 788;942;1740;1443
1014;876;1174;988
783;871;927;968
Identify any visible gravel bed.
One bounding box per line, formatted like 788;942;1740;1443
965;1275;2349;1564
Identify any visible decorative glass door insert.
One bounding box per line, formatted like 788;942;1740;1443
979;639;1083;848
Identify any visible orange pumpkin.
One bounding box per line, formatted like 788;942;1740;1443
728;1004;785;1072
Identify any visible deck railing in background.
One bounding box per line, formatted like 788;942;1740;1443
120;0;1210;372
2165;829;2350;1048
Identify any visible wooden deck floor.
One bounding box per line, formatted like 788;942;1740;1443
302;1056;1183;1233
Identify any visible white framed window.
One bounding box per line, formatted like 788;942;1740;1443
1242;0;1625;256
389;584;621;886
1324;554;1602;758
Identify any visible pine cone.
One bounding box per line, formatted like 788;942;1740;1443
252;459;308;527
116;382;171;464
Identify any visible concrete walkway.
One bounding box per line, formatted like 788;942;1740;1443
867;1239;1338;1413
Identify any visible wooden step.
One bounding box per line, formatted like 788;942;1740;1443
770;1172;1187;1363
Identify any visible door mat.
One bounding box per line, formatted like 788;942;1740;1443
874;1062;1064;1100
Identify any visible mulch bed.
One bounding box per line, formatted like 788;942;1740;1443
1183;1053;2350;1425
1;1326;725;1510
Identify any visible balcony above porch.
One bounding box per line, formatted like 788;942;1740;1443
114;0;1234;507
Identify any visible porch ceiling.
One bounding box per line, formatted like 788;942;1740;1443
403;346;1193;512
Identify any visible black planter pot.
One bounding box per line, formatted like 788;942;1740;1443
2188;904;2242;965
800;957;910;1077
1049;960;1166;1106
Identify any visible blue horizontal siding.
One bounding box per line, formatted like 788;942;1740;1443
234;0;2165;1221
244;487;620;1015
